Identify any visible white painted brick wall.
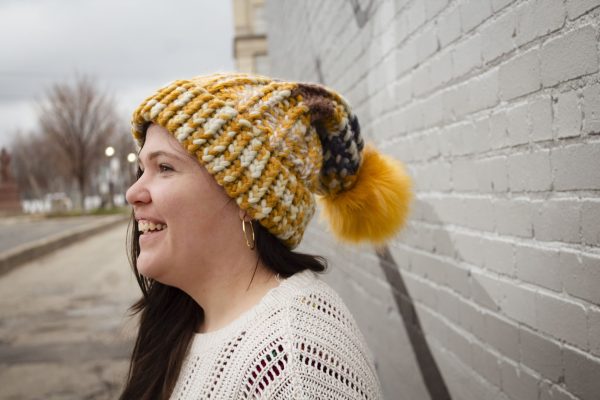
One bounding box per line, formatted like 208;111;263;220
499;48;541;101
541;26;598;87
583;84;600;133
265;0;600;399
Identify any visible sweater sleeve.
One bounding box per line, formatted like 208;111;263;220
269;284;384;400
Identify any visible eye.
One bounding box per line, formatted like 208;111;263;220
159;163;174;173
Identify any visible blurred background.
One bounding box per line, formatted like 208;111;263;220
1;1;600;400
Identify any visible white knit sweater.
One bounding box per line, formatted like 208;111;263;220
168;269;384;399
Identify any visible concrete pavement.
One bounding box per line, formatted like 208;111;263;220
0;221;140;400
0;215;116;254
0;214;129;277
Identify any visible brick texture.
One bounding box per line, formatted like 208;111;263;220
265;0;600;399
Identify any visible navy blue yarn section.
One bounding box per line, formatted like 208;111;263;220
316;114;364;178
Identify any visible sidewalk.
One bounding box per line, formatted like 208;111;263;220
0;213;130;277
0;222;139;399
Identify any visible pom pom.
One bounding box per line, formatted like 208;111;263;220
317;144;413;245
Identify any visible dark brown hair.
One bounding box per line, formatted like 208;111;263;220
118;167;328;400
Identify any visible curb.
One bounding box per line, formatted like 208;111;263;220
0;214;130;278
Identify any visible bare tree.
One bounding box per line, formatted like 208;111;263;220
36;76;120;209
113;123;138;188
10;129;68;199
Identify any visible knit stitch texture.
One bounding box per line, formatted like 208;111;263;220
168;269;384;399
131;73;365;249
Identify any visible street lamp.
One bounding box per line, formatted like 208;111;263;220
103;146;116;208
127;152;137;186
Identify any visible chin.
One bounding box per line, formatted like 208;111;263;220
136;256;166;282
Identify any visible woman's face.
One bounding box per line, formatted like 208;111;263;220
125;124;238;285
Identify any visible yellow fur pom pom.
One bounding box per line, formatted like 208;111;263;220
317;144;413;245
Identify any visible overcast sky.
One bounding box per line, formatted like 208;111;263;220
0;0;234;149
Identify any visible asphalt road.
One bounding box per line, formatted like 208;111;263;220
0;221;140;400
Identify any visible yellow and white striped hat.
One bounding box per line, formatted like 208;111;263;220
131;73;413;249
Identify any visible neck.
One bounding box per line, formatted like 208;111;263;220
186;255;280;334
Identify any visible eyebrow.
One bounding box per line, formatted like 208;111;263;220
138;150;188;167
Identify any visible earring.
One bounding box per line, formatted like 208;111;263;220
241;217;255;249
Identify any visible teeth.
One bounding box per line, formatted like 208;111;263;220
138;221;167;234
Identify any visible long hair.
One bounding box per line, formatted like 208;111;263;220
118;169;328;400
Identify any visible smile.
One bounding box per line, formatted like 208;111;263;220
138;220;168;234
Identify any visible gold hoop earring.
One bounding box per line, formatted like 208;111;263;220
241;218;255;249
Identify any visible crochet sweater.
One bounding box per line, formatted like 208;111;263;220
168;269;384;399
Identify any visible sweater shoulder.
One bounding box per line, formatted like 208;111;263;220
174;270;383;400
286;275;366;341
283;271;371;346
276;272;383;400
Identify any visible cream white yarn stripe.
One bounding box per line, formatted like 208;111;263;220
201;83;283;180
247;88;292;116
239;98;310;212
252;172;289;220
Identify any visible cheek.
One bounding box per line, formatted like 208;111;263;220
163;178;230;237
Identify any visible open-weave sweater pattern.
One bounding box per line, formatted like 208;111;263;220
168;269;384;399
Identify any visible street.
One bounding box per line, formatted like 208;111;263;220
0;222;139;400
0;215;116;254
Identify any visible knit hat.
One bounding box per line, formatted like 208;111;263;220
131;73;413;249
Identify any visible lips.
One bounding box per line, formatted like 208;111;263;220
139;227;166;247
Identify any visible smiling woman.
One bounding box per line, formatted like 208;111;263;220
126;124;248;287
119;72;413;400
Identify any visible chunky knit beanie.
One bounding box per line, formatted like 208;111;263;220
131;73;413;249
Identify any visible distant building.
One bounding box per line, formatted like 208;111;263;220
232;0;269;74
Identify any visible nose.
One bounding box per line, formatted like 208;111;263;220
125;173;151;206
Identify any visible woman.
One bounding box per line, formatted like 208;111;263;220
120;73;412;399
